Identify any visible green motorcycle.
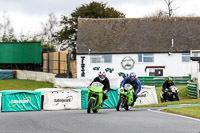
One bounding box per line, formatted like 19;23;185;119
87;82;104;113
116;84;134;111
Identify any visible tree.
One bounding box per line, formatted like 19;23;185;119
18;32;39;42
55;2;125;59
144;0;178;18
144;9;168;18
40;13;60;50
163;0;178;17
41;43;56;52
0;12;17;42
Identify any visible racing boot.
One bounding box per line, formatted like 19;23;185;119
127;101;134;106
100;102;104;107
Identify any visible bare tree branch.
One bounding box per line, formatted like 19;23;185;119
144;9;168;18
163;0;178;17
40;12;60;50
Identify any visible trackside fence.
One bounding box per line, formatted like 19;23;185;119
138;76;191;87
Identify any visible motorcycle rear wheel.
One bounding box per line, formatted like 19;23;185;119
125;106;129;111
93;109;98;113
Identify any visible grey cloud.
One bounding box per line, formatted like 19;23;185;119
0;0;199;17
0;0;164;15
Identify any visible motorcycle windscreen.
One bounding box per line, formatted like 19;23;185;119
90;82;104;93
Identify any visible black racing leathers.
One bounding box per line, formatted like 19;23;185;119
90;77;110;101
162;80;175;92
162;80;175;101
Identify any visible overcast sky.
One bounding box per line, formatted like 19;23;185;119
0;0;199;37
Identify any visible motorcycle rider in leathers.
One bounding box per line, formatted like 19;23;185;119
89;71;110;107
120;72;141;106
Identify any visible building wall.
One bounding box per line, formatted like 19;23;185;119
77;53;196;79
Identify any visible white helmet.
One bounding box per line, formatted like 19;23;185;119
98;71;106;81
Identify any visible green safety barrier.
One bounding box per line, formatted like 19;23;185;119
187;81;198;99
138;76;191;87
75;87;118;109
0;90;41;112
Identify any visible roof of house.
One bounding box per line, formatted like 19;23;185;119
77;17;200;54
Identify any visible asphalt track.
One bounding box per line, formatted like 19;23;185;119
0;108;199;133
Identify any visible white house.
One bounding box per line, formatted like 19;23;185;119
76;18;200;79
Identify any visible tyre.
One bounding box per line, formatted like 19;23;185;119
160;93;165;103
161;97;165;103
116;97;124;111
93;109;98;113
174;93;179;101
87;99;95;113
125;106;129;111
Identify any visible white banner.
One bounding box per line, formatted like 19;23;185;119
16;70;55;83
54;78;123;88
0;93;2;112
135;86;158;105
41;89;81;110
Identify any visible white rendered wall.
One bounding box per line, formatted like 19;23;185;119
77;53;195;79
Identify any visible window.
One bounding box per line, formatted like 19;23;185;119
103;55;112;63
193;53;198;57
90;55;112;63
91;56;101;63
138;54;154;62
182;53;190;62
138;54;142;62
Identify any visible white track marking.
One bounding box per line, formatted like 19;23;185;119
148;109;200;122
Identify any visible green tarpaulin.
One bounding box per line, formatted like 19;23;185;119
0;90;41;112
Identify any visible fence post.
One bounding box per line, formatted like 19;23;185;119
58;52;60;74
47;51;50;73
67;53;70;78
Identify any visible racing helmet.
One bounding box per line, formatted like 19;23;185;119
168;77;172;83
130;72;136;81
98;71;106;81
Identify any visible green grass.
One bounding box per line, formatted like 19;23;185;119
133;86;200;108
0;79;53;91
162;106;200;119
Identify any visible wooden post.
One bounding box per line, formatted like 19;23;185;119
47;51;49;73
58;52;60;74
67;53;70;78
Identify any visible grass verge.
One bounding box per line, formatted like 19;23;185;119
0;79;53;91
161;106;200;119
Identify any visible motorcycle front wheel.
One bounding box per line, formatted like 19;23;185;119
116;97;125;111
174;93;179;101
87;99;95;113
160;93;165;103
